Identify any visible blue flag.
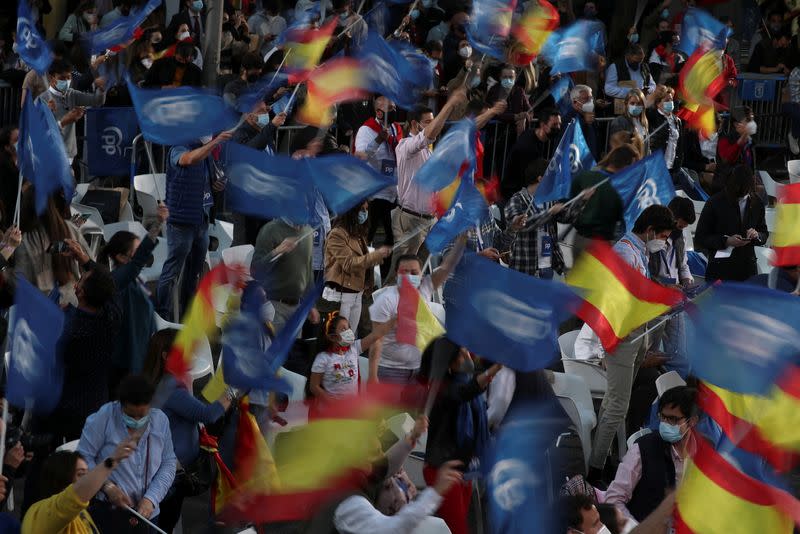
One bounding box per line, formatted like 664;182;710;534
221;315;291;394
536;118;595;203
355;32;434;109
552;76;574;118
271;91;295;116
414;119;477;193
18;91;74;214
81;0;161;55
540;20;605;74
484;401;566;534
685;282;800;395
444;254;579;370
607;151;676;231
7;276;65;413
236;71;290;113
466;0;515;60
307;154;395;215
425;180;487;253
364;2;391;37
226;142;314;224
266;280;324;374
677;7;732;57
86;107;139;176
15;0;52;74
127;81;239;145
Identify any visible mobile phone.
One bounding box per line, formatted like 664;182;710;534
47;241;68;253
73;213;90;223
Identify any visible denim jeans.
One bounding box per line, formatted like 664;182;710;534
157;221;209;320
661;312;689;379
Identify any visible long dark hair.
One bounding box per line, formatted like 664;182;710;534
333;202;368;240
99;230;138;268
37;451;84;502
19;189;75;286
724;164;755;199
142;328;179;386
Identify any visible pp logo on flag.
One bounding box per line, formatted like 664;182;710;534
143;96;202;125
717;306;800;366
16;17;38;49
547;146;563;174
230;164;296;201
568;144;582;173
442;202;462;223
634;178;660;210
101;126;124;156
559;36;587;61
490;459;539;511
12;318;41;383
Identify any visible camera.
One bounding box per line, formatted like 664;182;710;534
5;425;52;454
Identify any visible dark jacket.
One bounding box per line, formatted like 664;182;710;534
627;432;676;522
486;84;531;123
648;229;687;283
566;108;600;161
0;153;18;228
502;129;550;199
167;8;204;44
695;191;769;281
570;168;623;240
682;129;714;175
142;57;203;88
646;108;684;171
614;57;653;93
165;144;213;226
425;373;485;468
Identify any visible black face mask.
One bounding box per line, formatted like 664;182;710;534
629;61;642;70
549;126;561;138
247;73;259;83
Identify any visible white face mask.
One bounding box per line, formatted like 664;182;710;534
199;135;212;144
646;236;667;253
338;329;355;346
597;526;612;534
581;99;594;113
745;120;757;135
141;58;153;69
178;31;191;41
459;46;472;58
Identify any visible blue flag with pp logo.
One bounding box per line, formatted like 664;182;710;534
540;20;605;74
607;151;675;231
86;107;139;176
127;81;240;145
18;91;74;214
536;118;595;203
16;0;52;74
443;253;579;371
677;7;733;57
81;0;161;55
307;154;395;215
425;179;487;253
466;0;515;60
7;276;65;413
226;142;314;224
414;119;477;193
221;315;291;394
685;282;800;395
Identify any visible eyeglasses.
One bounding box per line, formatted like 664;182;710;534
658;413;686;425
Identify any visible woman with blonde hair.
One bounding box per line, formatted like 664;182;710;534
609;88;650;154
646;84;684;173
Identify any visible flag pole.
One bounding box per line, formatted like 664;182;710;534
13;174;23;227
269;224;320;263
284;83;303;113
126;506;169;534
392;220;435;251
627;285;714;345
642;120;668;144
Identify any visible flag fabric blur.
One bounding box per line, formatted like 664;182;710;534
17;91;74;214
396;275;445;351
414;119;477;193
485;401;567;534
165;264;248;383
677;7;732;57
262;280;324;375
236;71;290;113
445;253;578;371
425;179;487;253
81;0;161;55
674;432;800;533
297;58;370;127
307;154;395;215
677;101;717;139
697;368;800;473
127;81;239;145
607;151;676;231
552;76;574;117
364;2;391;37
509;0;559;65
679;44;727;107
535;118;596;203
6;276;65;413
280;19;337;76
16;0;52;74
270;91;295;115
684;282;800;395
566;241;683;351
221;316;291;394
466;0;516;60
225;142;315;224
540;20;605;74
772;183;800;266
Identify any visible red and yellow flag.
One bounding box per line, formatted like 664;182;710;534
679;44;727;107
677;101;717;140
396;275;445;351
698;366;800;472
297;58;370;127
773;183;800;266
565;241;683;351
165;263;248;383
510;0;559;65
283;20;337;77
675;433;800;533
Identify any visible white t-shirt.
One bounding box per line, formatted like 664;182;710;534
368;276;435;370
311;340;362;399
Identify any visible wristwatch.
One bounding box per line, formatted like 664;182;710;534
104;457;116;469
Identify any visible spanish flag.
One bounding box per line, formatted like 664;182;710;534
679;44;727;107
566;241;683;351
773;183;800;266
510;0;559;65
282;19;337;76
297;58;370;127
675;432;800;533
677;101;717;140
698;366;800;472
397;275;445;351
164;263;248;383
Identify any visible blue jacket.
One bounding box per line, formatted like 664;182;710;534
162;386;226;466
166;145;213;226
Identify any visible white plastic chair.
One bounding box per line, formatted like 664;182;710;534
558;223;576;269
755;246;775;274
73;183;90;203
559;330;608;399
55;439;80;452
119;202;135;222
133;173;166;221
140;237;168;283
411;518;451;534
626;427;652;450
655;371;686;397
153;311;182;332
764;207;777;234
358;355;370;387
102;221;147;243
279;367;308;403
221;245;255;271
190;336;215;386
209;220;235;253
758;170;783;200
551;372;596;472
789;160;800;184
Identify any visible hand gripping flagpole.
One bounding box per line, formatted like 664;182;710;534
125;506;169;534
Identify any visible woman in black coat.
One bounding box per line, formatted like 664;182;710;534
695;165;769;281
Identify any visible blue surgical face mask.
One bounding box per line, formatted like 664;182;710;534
405;274;422;288
357;209;368;224
257;113;270;126
55;78;70;92
122;412;150;430
628;104;643;116
409;8;420;19
192;0;204;11
340;11;349;21
661;100;674;113
468;76;480;89
658;421;684;443
630;33;639;44
501;78;514;89
661;8;669;18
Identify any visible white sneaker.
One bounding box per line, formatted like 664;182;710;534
789;131;800;155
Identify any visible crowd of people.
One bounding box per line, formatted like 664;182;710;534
0;0;798;533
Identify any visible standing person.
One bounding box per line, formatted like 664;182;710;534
168;0;205;44
587;205;676;486
717;107;756;169
143;42;203;88
503;108;561;200
604;44;656;103
609;88;650;154
419;338;503;534
485;65;532;136
646;85;683;178
248;2;287;54
695;165;768;282
566;84;601;161
323;201;391;332
157;131;232;321
58;1;99;43
388;88;466;283
78;375;177;533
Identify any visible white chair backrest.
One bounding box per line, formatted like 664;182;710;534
153;311;182;332
562;360;607;397
626;427;652;449
759;171;782;199
655;370;686;397
73;183;90;203
691;199;705;218
558;330;581;359
102;221;147;243
55;439;80;452
755;246;775;274
280;367;308;402
133;173;166;200
222;245;255;270
682;225;695;251
209;220;235;252
70;203;105;230
386;412;415;441
789;160;800;184
119;202;135;222
358;355;370;385
765;207;777;233
551;372;594;416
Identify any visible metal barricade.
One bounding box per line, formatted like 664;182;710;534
0;82;21;127
729;74;790;151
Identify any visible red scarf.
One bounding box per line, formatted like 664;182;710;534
363;116;403;153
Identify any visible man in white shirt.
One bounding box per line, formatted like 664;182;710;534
604;44;656;100
387;88;466;283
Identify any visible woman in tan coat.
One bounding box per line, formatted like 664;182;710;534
323;201;391;332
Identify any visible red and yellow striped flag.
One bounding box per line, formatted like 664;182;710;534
773;183;800;266
396;275;445;351
698;365;800;472
510;0;559;65
677;101;716;140
565;241;683;351
283;20;337;76
164;263;248;383
679;44;727;107
675;433;800;533
297;58;370;127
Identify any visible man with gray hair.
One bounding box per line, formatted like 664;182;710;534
566;84;600;160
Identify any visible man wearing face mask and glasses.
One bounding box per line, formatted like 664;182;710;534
567;84;601;160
